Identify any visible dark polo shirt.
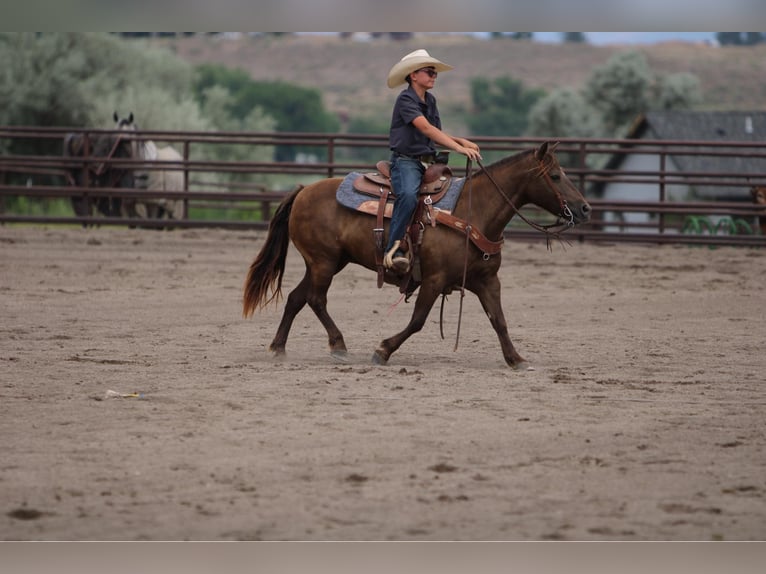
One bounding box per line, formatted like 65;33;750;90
389;85;442;157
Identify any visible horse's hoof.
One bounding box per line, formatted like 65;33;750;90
371;351;388;365
331;350;349;363
512;361;534;371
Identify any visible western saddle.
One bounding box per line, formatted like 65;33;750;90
353;161;503;292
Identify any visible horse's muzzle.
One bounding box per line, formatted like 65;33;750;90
572;202;592;224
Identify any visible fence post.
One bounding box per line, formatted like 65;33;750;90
327;137;335;179
659;150;666;234
83;133;92;217
182;140;190;220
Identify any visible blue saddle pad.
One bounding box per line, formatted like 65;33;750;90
336;172;465;217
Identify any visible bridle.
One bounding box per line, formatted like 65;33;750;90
475;153;575;237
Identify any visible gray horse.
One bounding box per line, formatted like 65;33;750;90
114;112;185;222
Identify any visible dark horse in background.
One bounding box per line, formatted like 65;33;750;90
63;114;135;220
243;142;591;370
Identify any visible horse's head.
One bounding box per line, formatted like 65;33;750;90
113;111;135;130
531;141;591;226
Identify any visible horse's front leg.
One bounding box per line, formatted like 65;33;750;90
372;284;440;365
470;273;531;370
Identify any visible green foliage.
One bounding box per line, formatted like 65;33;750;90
528;88;604;139
0;33;281;201
562;33;588;44
653;73;703;110
682;215;754;248
0;33;202;131
344;116;389;164
528;51;703;142
466;76;545;136
193;63;340;161
193;85;277;188
490;33;534;41
582;51;653;134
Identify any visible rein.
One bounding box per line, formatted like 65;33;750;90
477;156;575;242
446;152;574;350
452;157;474;352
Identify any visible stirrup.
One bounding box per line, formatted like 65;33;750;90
383;240;410;274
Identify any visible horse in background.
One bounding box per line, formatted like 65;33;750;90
63;128;135;220
751;186;766;235
113;112;185;222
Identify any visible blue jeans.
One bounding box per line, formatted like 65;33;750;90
386;153;425;252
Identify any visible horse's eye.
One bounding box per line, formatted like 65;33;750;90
551;173;561;182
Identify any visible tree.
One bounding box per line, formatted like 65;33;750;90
0;33;278;194
562;33;588;44
582;51;653;135
528;88;604;139
466;76;545;137
716;32;765;45
0;33;204;132
527;88;604;167
344;116;389;164
526;51;702;168
652;73;702;110
490;33;534;40
194;64;340;161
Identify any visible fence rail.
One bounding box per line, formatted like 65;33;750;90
2;126;765;247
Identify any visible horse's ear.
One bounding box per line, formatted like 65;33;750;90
128;112;133;124
535;141;549;161
549;141;560;153
113;111;119;123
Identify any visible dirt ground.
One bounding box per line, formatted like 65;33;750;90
1;225;764;541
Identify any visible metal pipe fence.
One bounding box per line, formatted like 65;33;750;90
1;126;765;247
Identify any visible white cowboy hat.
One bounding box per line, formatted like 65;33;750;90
386;49;454;89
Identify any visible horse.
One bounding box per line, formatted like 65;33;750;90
113;112;185;222
63;129;135;220
242;141;592;370
750;186;766;235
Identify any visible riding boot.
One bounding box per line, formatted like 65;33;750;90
383;240;410;274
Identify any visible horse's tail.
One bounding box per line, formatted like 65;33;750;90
243;184;304;318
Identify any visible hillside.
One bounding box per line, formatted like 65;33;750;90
155;34;766;131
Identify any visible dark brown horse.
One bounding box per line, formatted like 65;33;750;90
243;142;591;370
63;129;135;219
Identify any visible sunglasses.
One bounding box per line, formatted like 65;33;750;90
415;67;438;78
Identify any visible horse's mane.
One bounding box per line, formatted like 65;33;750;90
478;148;536;177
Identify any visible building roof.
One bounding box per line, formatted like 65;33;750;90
593;111;766;200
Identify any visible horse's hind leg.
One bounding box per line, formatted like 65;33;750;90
269;273;310;355
470;274;530;370
305;264;347;359
269;266;347;359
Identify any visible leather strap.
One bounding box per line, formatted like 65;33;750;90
374;186;389;287
433;210;504;256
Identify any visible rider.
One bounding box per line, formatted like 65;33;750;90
384;49;483;273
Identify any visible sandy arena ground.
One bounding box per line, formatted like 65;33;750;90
0;225;764;540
